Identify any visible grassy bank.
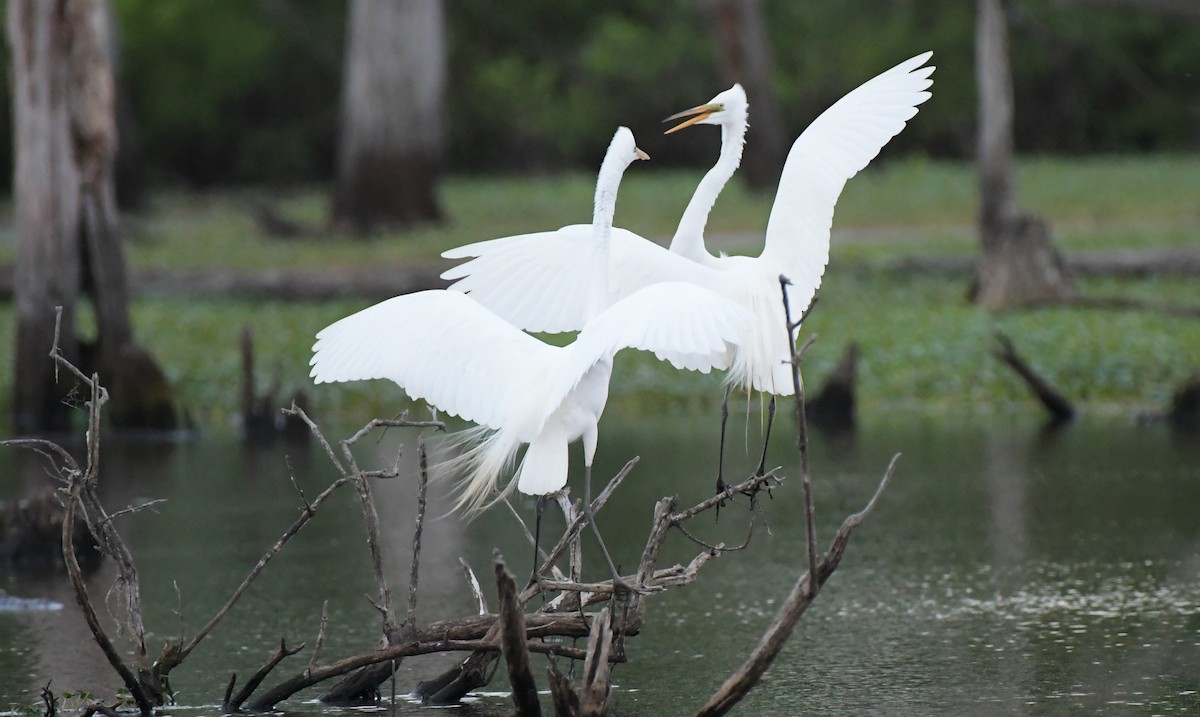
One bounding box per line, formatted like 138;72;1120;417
0;154;1197;430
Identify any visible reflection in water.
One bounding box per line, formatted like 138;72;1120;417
1;415;1198;715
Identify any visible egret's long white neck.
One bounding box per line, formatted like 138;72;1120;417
668;112;747;264
585;136;632;320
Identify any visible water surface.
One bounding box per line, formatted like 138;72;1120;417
2;413;1198;715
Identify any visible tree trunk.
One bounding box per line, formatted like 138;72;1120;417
974;0;1075;309
333;0;445;233
8;0;175;433
700;0;788;191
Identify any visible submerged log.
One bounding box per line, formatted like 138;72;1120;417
580;607;613;717
1167;374;1200;430
413;650;495;705
992;331;1076;423
240;324;310;442
547;661;581;717
0;489;100;573
496;553;541;717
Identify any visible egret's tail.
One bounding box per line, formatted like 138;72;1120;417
435;426;523;516
515;433;569;497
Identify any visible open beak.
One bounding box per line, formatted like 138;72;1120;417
635;147;650;161
663;102;722;135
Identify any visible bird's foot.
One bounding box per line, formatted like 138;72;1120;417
609;573;659;598
714;476;736;521
525;571;548;602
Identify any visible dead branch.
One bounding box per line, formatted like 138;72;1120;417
415;458;641;706
173;468;352;666
18;283;906;715
42;308;161;713
581;607;613;717
460;558;488;613
496;553;542;716
667;471;779;524
413;650;496;705
407;436;430;635
224;638;305;711
548;660;581;716
60;376;154;716
309;601;330;673
992;330;1077;423
246;634;594;711
320;415;443;705
779;276;819;590
79;703;121;717
696;456;901;716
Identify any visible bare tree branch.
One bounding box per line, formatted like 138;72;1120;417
407;435;430;636
225;638;305;711
60;378;154;716
695;455;900;716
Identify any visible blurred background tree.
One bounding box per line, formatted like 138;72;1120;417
700;0;788;190
333;0;445;233
7;0;176;433
0;0;1191;192
975;0;1075;309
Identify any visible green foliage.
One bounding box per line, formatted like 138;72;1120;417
111;0;345;185
2;0;1191;188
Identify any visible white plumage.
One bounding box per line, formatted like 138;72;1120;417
442;52;935;397
311;128;752;512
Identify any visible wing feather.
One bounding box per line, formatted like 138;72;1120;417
761;51;934;296
442;225;598;332
442;226;718;333
310;291;553;429
555;282;753;403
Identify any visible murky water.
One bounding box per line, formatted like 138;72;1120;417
2;412;1198;715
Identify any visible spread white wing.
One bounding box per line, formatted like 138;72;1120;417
441;224;602;333
310;290;554;430
442;227;718;333
760;51;934;308
311;285;748;438
555;281;753;402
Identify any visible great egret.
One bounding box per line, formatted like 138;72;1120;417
441;52;934;486
311;127;752;578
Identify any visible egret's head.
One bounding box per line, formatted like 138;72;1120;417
612;126;651;163
663;83;747;135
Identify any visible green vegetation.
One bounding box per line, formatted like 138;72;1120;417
1;1;1194;188
1;155;1197;431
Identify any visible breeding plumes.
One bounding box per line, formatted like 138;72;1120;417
441;53;934;484
310;128;752;520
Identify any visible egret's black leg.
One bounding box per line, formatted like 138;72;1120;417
529;494;549;589
582;464;627;592
715;385;732;495
756;395;777;477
